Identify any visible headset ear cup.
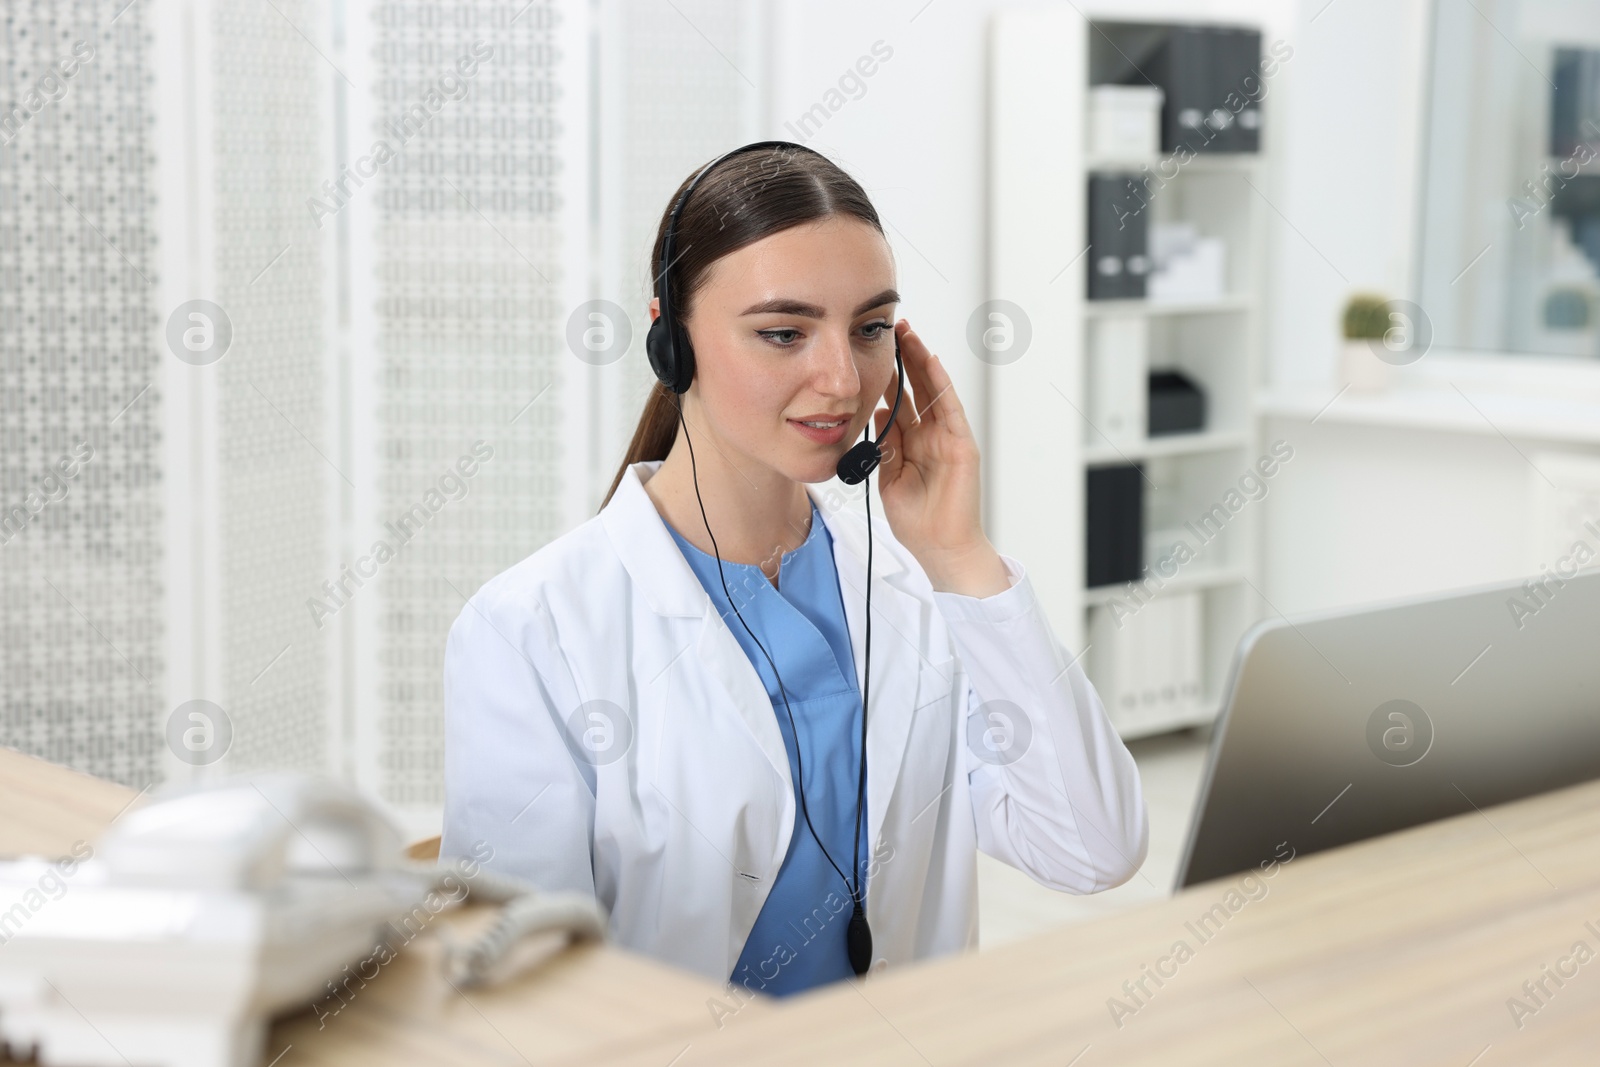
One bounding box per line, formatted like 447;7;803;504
646;316;673;390
645;315;694;394
671;324;695;393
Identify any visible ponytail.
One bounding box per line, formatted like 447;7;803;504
599;381;679;509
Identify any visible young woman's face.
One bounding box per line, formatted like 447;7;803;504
662;215;900;485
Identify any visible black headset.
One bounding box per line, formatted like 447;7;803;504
645;140;905;978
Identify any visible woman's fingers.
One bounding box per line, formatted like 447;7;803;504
880;366;907;427
895;320;966;430
920;350;971;435
894;322;934;423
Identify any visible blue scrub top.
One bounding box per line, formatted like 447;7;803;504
664;498;869;997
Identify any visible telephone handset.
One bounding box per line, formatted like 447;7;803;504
0;773;606;1067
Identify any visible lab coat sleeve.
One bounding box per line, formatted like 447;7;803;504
931;553;1149;894
439;583;598;901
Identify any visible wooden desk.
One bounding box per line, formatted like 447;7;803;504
586;777;1600;1066
595;777;1600;1067
10;747;1600;1065
0;747;764;1067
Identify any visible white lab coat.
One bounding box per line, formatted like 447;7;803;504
440;458;1147;984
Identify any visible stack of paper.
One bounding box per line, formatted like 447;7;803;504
1148;222;1227;301
1087;84;1164;159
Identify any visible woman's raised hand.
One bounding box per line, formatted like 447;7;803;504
871;320;1010;598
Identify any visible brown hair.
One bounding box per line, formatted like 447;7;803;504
598;145;886;511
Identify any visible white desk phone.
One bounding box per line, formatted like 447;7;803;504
0;773;606;1067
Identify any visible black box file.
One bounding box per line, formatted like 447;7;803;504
1148;370;1206;435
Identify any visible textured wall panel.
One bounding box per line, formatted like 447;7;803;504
369;1;568;807
210;0;330;775
1;2;165;788
614;0;760;444
2;0;762;813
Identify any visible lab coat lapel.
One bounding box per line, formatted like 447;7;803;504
806;484;925;860
601;462;795;799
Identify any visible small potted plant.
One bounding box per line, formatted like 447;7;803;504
1340;293;1394;391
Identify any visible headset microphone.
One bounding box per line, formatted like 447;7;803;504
836;340;905;486
648;140;904;979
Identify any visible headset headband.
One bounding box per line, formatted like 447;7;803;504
655;141;827;374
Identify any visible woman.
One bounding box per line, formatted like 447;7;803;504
440;141;1147;1000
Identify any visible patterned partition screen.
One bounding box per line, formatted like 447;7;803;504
605;0;766;474
363;0;572;809
2;1;165;788
211;0;331;777
2;0;764;826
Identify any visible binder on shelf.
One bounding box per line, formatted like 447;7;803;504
1145;24;1262;155
1177;592;1203;710
1147;25;1213;156
1087;591;1204;731
1087;318;1149;449
1088;604;1141;723
1216;27;1262;152
1148;594;1178;712
1164;592;1204;714
1086;463;1143;588
1087;174;1150;300
1552;49;1600;159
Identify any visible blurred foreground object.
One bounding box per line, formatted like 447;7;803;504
0;773;603;1067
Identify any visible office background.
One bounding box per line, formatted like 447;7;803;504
5;0;1600;931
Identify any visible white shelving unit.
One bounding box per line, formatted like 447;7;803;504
988;9;1269;741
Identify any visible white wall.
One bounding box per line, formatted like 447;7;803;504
1263;0;1434;388
1259;417;1537;610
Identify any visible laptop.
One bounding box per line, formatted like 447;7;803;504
1174;570;1600;889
